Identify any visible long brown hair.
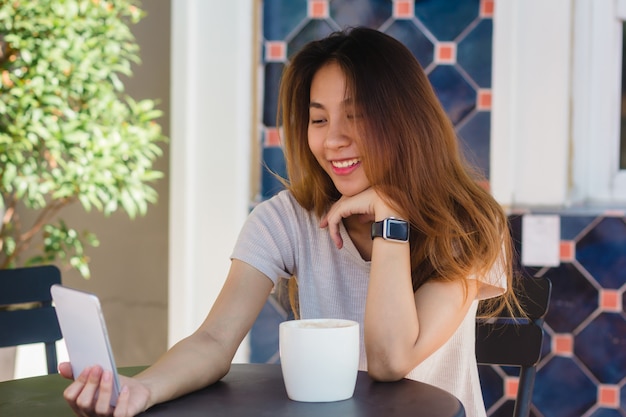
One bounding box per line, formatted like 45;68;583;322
278;27;518;317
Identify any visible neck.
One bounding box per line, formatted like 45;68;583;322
343;215;374;261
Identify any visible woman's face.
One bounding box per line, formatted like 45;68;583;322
308;62;370;197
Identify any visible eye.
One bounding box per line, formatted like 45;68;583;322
309;113;327;125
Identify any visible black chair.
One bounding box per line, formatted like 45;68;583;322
476;275;552;417
0;265;63;375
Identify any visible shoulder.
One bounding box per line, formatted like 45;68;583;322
250;190;311;221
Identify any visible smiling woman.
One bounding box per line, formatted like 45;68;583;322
60;27;519;417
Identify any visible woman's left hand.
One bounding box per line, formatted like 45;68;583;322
321;188;403;249
320;188;378;248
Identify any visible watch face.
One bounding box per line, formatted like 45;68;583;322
386;218;409;241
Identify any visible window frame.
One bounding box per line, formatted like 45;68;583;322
571;0;626;204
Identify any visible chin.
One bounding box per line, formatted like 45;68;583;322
337;187;369;197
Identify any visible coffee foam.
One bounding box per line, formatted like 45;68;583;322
289;319;355;329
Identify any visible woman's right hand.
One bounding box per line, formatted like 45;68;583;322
59;362;151;417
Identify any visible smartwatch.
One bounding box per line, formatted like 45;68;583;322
371;217;409;242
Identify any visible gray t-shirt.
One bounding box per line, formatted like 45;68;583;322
231;190;506;417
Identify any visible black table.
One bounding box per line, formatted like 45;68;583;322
0;363;465;417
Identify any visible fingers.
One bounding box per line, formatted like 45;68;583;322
63;366;95;415
76;366;102;412
63;366;117;416
62;366;143;417
59;362;74;379
112;386;131;417
320;212;343;249
94;370;116;415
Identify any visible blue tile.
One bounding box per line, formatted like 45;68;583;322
533;357;597;417
428;65;476;125
287;20;337;58
263;63;284;127
384;20;434;68
478;365;503;411
263;0;308;40
576;217;626;289
261;147;287;199
415;0;480;41
575;313;626;384
330;0;391;30
249;296;288;363
560;215;599;241
458;111;490;179
457;19;492;88
544;264;598;333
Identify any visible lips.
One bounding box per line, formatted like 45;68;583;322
330;158;361;174
331;158;360;169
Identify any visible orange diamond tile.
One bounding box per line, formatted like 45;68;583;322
598;385;619;407
308;0;328;19
481;0;494;18
265;41;286;62
505;377;519;399
553;333;573;356
559;241;575;262
393;1;413;18
265;128;282;147
477;90;492;110
436;43;456;64
599;290;620;312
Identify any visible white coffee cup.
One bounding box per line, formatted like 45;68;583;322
279;318;359;402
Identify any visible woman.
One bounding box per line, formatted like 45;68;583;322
60;27;518;417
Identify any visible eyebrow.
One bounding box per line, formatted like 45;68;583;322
309;97;355;109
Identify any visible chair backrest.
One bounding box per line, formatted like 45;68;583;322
0;265;63;374
476;275;552;417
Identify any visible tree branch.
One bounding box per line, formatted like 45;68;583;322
2;197;76;268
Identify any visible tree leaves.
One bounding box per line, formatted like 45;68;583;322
0;0;166;277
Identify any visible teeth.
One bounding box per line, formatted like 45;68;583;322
332;158;360;168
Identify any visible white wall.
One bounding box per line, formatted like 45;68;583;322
169;0;254;361
491;0;572;207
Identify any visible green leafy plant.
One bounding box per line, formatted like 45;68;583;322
0;0;166;277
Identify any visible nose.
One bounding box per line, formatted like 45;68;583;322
324;118;352;150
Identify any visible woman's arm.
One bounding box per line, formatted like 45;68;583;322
322;188;477;381
137;259;274;403
365;251;477;380
61;259;274;416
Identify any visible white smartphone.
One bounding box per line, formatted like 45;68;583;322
50;284;121;406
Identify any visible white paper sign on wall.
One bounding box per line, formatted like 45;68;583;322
521;214;561;267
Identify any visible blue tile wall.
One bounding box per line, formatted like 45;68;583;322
504;212;626;416
251;1;626;416
258;0;494;200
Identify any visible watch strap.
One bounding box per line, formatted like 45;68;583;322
371;220;384;240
